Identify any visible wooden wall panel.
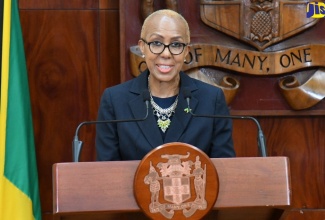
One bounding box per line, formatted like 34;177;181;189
100;0;119;9
19;1;121;219
99;10;121;93
234;116;325;211
20;9;100;217
20;0;98;9
263;117;324;208
283;209;325;219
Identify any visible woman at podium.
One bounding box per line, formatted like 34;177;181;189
95;9;235;161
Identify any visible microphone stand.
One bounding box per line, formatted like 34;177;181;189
189;112;267;157
72;117;148;162
183;91;267;157
72;92;150;162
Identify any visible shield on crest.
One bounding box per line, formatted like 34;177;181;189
200;0;319;51
163;176;191;204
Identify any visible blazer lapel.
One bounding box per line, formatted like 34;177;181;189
164;72;199;143
129;70;164;149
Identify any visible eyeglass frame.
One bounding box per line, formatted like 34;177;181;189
140;38;188;55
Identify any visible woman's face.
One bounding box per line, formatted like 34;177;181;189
139;15;189;84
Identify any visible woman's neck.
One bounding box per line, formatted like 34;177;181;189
148;75;180;98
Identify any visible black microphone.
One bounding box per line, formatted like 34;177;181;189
72;90;151;162
182;88;267;157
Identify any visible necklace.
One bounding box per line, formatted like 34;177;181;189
150;94;178;133
148;76;179;133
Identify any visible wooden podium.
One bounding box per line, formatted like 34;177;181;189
53;157;291;220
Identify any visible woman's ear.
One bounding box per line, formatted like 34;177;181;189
138;40;145;56
184;44;190;58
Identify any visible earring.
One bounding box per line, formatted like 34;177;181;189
142;54;145;58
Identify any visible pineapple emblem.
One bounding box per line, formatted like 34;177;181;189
200;0;319;51
250;0;273;42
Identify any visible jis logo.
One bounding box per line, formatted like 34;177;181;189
307;2;325;18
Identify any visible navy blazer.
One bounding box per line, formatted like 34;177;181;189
96;70;235;160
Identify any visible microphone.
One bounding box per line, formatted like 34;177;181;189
72;90;151;162
182;88;267;157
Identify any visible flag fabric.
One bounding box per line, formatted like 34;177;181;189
0;0;41;219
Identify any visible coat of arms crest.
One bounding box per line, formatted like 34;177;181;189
134;143;219;219
144;153;207;218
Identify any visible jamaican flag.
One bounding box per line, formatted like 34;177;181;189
0;0;41;219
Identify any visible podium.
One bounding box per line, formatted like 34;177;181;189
53;157;291;220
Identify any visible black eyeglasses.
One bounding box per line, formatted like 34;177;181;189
141;38;188;55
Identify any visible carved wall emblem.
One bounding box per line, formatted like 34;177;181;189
200;0;319;51
134;142;219;219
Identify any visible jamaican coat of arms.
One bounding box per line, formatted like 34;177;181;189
144;153;207;219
